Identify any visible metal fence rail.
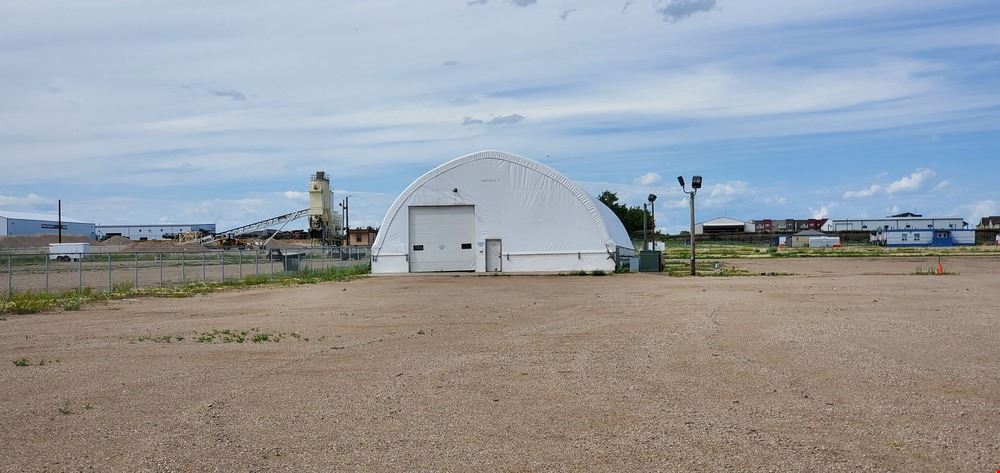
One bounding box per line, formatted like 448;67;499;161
2;247;371;296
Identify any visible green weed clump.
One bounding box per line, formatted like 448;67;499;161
62;298;82;311
1;292;59;314
911;266;959;276
192;328;306;344
135;335;185;343
12;358;31;367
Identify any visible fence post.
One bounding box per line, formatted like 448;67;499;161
270;252;274;275
78;254;83;291
202;252;206;281
181;252;186;285
44;254;49;293
6;254;11;297
238;249;243;279
159;253;163;287
108;253;112;293
255;249;259;275
134;253;139;289
220;252;225;282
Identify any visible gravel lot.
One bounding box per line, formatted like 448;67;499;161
1;257;998;471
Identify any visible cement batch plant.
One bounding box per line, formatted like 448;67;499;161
371;150;634;273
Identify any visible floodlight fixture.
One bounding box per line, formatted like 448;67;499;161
692;176;703;189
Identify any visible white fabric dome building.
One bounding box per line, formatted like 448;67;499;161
371;150;635;273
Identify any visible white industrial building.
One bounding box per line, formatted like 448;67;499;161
694;217;756;235
823;215;968;232
371;150;634;273
874;229;975;247
96;223;216;241
0;210;95;238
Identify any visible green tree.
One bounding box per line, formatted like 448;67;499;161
597;190;654;240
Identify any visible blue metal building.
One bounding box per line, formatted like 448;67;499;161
0;210;96;239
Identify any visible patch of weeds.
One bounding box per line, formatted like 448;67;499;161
663;260;756;277
83;403;94;410
58;401;73;415
589;270;608;276
1;291;59;314
62;298;82;311
135;334;185;343
912;266;959;276
12;358;31;367
193;328;301;344
1;265;370;316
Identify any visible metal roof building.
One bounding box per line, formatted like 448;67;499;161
0;210;96;239
95;223;216;241
694;217;755;235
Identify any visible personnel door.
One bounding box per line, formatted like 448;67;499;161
485;239;502;272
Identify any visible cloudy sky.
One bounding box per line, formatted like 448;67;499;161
2;0;998;233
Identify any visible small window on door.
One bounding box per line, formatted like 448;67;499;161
461;243;472;249
412;244;424;251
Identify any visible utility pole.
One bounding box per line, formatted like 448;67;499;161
58;200;62;243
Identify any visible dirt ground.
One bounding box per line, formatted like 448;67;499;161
1;257;999;472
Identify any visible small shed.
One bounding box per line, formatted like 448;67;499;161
788;230;839;248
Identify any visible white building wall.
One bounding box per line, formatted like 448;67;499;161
829;217;966;231
952;230;976;245
4;218;95;238
886;230;933;246
96;224;216;240
372;150;632;273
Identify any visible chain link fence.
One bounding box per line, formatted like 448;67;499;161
2;247;371;296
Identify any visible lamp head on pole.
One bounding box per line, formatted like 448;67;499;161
692;176;703;189
647;193;657;203
676;176;685;188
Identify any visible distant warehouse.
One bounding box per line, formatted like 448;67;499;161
0;210;95;238
823;213;974;247
96;223;216;241
822;213;967;232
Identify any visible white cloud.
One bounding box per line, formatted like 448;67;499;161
843;168;937;200
809;204;833;219
0;193;55;211
886;168;935;194
634;172;662;186
843;184;881;199
965;200;997;221
933;180;950;191
282;191;309;202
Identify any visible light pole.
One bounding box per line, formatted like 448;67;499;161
642;203;648;251
677;175;702;276
647;194;657;250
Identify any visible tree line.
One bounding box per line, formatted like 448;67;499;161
597;190;655;239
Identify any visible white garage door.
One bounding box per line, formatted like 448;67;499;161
408;205;476;272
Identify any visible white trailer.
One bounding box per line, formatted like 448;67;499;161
49;242;91;262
